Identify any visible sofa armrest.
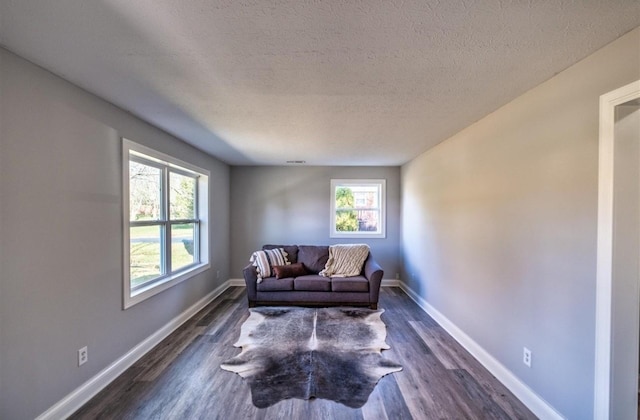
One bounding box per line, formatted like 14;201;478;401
364;256;384;305
243;264;258;302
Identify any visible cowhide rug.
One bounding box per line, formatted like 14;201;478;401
220;306;402;408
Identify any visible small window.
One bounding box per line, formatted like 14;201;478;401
330;179;386;238
123;139;210;308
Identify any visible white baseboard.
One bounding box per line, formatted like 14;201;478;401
398;282;565;420
36;280;233;420
381;278;401;287
228;278;246;287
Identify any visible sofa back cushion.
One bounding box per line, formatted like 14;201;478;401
297;245;329;274
263;244;299;263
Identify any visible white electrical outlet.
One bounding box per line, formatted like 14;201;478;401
216;270;220;279
395;273;400;280
78;346;88;366
523;347;532;367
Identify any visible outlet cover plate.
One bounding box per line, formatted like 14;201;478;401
78;346;88;366
523;347;532;367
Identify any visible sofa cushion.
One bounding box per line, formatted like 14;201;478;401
294;275;331;292
297;245;329;274
263;245;299;263
257;277;294;292
273;263;307;279
331;276;369;293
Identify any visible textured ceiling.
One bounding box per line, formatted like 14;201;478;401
1;1;639;165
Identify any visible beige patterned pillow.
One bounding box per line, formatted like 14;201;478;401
250;248;290;282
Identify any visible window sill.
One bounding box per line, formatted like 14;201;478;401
330;232;386;239
124;262;210;309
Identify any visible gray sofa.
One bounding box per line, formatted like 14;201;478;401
243;244;384;309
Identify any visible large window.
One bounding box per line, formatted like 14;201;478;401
123;139;209;308
330;179;386;238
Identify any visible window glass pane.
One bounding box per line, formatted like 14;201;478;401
357;209;380;232
170;172;196;220
335;187;355;209
130;225;163;288
336;210;380;232
129;161;162;221
336;210;358;232
351;185;379;208
172;223;196;271
335;185;380;209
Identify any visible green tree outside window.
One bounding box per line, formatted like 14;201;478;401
335;187;358;231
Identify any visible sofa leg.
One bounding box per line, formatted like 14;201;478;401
370;303;377;310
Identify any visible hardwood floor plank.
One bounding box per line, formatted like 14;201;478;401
374;375;414;419
361;387;389;420
69;287;536;420
391;343;468;418
409;321;459;370
136;325;207;382
197;298;235;327
203;302;243;339
448;369;512;420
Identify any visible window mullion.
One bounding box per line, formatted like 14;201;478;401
194;221;200;264
163;166;171;275
169;219;198;224
337;207;378;212
193;174;200;263
130;220;164;227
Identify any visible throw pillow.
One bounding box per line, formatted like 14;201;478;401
273;263;307;279
250;248;290;282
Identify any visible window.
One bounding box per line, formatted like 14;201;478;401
123;139;209;308
330;179;386;238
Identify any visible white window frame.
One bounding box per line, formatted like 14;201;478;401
330;179;386;239
123;139;210;309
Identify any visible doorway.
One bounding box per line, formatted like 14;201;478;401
595;80;640;419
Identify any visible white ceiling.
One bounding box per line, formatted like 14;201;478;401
1;1;639;166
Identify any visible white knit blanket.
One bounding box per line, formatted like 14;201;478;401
320;244;370;278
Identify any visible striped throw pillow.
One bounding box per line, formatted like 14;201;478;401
250;248;290;283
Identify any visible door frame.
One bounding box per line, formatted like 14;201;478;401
595;79;640;419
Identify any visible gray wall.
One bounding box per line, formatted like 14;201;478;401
400;28;639;419
230;166;400;278
0;48;230;420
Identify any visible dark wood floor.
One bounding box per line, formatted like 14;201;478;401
70;287;536;419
